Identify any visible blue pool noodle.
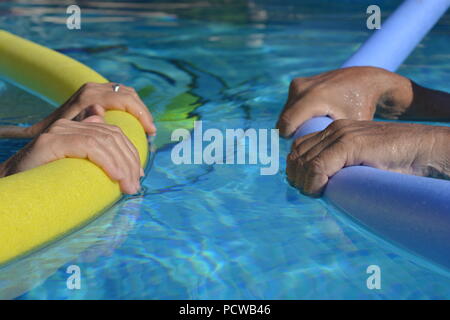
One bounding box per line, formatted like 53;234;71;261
294;0;450;268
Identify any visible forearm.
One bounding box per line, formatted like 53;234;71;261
401;83;450;121
428;126;450;180
0;154;16;178
0;162;4;178
0;127;35;178
0;158;10;178
372;69;450;122
0;125;33;138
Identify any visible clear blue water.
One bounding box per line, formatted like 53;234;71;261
1;0;450;299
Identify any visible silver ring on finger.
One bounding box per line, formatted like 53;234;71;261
112;83;121;92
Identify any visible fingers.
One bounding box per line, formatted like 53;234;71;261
87;83;156;135
46;119;142;194
62;121;141;192
292;119;355;161
287;140;350;196
72;119;141;165
295;141;350;196
82;115;104;123
287;120;357;196
79;122;142;185
122;89;156;136
276;96;329;138
50;82;156;135
86;104;105;118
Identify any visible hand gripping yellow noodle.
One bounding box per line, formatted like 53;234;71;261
0;30;148;266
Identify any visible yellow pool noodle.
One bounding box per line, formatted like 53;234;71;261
0;31;148;265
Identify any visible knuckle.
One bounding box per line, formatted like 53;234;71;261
109;164;123;178
105;124;123;136
277;113;292;129
84;135;98;147
290;78;305;92
81;82;96;90
325;121;353;138
108;124;122;134
54;118;69;126
331;119;352;130
102;133;115;143
296;158;306;171
91;103;102;109
292;137;304;149
318;129;329;141
287;151;298;164
122;86;138;96
298;154;307;166
328;120;344;131
306;158;323;174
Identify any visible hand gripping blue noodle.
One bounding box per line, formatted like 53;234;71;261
293;0;450;268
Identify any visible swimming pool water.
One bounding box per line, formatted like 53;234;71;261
1;0;450;299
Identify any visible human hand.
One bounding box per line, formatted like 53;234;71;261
24;82;156;138
1;116;143;194
287;119;450;196
276;66;417;138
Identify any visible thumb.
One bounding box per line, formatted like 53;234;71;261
276;106;315;139
86;104;105;117
276;99;331;138
81;115;105;123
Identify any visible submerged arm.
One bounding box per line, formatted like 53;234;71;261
0;125;32;139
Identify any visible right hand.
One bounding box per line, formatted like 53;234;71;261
276;66;416;138
287;119;450;196
2;116;143;194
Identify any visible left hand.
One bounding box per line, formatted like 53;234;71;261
287;119;450;196
24;82;156;137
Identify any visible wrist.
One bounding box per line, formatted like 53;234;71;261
0;125;33;139
0;157;16;178
425;127;450;179
0;148;27;178
407;85;450;121
0;162;6;178
373;69;415;119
